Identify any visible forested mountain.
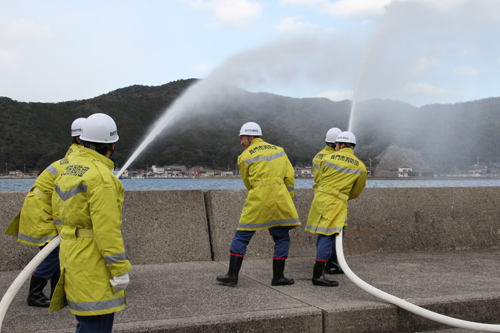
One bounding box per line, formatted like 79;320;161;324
353;97;500;174
1;78;499;175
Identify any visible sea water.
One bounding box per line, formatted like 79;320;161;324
1;177;500;192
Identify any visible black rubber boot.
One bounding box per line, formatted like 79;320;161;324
325;252;344;275
312;261;339;287
217;255;243;286
27;275;51;307
271;259;294;286
50;271;60;299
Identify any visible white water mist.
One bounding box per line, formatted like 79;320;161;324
116;36;363;177
116;79;224;178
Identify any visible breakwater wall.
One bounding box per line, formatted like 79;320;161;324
1;187;500;271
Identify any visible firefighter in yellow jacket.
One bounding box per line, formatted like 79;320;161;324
312;127;342;189
49;113;131;333
217;122;300;286
312;127;346;275
5;117;86;307
306;131;367;286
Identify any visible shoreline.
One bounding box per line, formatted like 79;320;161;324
1;176;499;180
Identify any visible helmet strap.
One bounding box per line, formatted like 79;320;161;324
83;141;98;151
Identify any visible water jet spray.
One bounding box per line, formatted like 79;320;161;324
116;79;222;178
116;36;362;177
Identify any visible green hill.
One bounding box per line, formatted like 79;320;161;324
1;79;499;174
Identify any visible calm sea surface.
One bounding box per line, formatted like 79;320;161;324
1;177;500;192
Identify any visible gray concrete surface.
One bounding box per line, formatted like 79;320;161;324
121;190;212;264
1;190;213;271
0;192;38;271
3;187;500;270
2;187;500;332
1;249;500;333
346;187;500;254
205;187;500;260
205;189;318;261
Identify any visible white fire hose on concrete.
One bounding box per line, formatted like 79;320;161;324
335;230;500;332
2;231;499;332
0;235;61;333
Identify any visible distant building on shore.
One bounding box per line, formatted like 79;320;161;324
398;166;412;177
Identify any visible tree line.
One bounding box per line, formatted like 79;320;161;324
1;79;499;175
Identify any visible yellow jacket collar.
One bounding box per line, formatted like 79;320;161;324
339;147;354;155
80;148;115;170
248;137;263;148
324;145;336;152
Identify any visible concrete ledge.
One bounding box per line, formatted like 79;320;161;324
0;190;212;271
346;187;500;254
2;250;500;333
2;187;500;332
112;308;323;333
121;190;211;264
205;187;500;260
204;189;317;261
324;295;500;333
2;187;500;270
0;192;38;271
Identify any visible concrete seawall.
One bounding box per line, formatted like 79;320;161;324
1;187;500;270
1;187;500;333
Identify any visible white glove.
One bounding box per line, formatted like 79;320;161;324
109;272;130;293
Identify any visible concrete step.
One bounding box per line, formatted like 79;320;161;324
2;249;500;332
419;329;492;333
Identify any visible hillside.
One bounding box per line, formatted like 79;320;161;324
1;79;500;174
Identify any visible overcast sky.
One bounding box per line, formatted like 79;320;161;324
1;0;499;106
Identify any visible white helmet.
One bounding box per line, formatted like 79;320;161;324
239;122;262;136
80;113;119;143
71;117;86;137
325;127;342;143
336;131;356;145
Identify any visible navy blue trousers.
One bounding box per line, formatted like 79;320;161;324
75;313;114;333
315;227;345;262
33;245;60;280
230;226;290;259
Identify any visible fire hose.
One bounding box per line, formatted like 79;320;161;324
335;230;500;332
0;236;61;333
1;232;500;332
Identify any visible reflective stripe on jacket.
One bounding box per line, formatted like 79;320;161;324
49;148;131;316
5;143;82;246
312;145;335;189
306;147;367;236
237;138;300;231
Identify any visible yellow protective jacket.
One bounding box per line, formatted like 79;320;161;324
5;143;82;246
312;145;336;189
305;147;367;236
49;148;131;316
237;138;300;231
64;142;81;158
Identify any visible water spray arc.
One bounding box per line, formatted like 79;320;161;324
347;55;367;132
116;79;216;178
347;33;379;133
335;230;500;332
116;99;187;178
